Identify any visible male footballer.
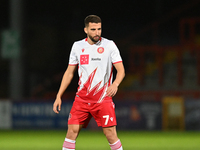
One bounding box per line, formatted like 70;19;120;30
53;15;125;150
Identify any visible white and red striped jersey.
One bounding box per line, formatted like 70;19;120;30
69;37;122;103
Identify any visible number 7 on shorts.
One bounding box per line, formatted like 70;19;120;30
103;115;109;125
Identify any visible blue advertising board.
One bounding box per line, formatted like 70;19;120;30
12;102;72;129
185;100;200;130
11;101;162;130
115;101;162;130
1;99;199;130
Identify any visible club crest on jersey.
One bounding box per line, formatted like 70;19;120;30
97;47;104;54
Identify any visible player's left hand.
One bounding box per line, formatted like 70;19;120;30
53;97;62;114
106;83;118;97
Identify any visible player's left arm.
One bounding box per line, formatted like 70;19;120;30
106;62;125;97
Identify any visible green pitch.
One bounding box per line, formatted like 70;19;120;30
0;130;200;150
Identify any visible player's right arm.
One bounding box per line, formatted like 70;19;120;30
53;65;77;114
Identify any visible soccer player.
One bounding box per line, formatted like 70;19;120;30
53;15;125;150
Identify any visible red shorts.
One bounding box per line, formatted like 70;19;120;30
68;100;117;128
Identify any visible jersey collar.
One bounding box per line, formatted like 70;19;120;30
85;37;102;45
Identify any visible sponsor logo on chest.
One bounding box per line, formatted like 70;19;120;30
80;55;101;65
80;54;89;65
80;47;104;65
91;58;101;61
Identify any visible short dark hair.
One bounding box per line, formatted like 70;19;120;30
84;15;101;27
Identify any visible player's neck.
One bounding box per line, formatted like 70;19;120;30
87;38;96;45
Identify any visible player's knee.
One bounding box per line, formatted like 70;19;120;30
66;126;80;140
66;130;78;140
103;127;117;140
68;127;79;135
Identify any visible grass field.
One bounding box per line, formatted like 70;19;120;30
0;130;200;150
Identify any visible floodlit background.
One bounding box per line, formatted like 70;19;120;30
0;0;200;149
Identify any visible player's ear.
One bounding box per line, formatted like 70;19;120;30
84;27;88;34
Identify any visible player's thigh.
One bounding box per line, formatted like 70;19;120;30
68;101;92;127
92;102;117;127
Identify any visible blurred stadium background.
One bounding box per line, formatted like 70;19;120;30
1;0;200;149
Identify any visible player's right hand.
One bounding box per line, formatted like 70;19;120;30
53;98;62;114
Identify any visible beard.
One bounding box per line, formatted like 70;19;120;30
88;35;100;43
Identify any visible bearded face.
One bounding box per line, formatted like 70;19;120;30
84;22;102;44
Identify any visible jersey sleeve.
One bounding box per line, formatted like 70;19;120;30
69;43;79;65
110;41;122;64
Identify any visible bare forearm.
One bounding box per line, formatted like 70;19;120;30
106;63;125;97
113;62;125;87
56;65;77;98
53;65;76;114
113;70;125;87
56;72;73;98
